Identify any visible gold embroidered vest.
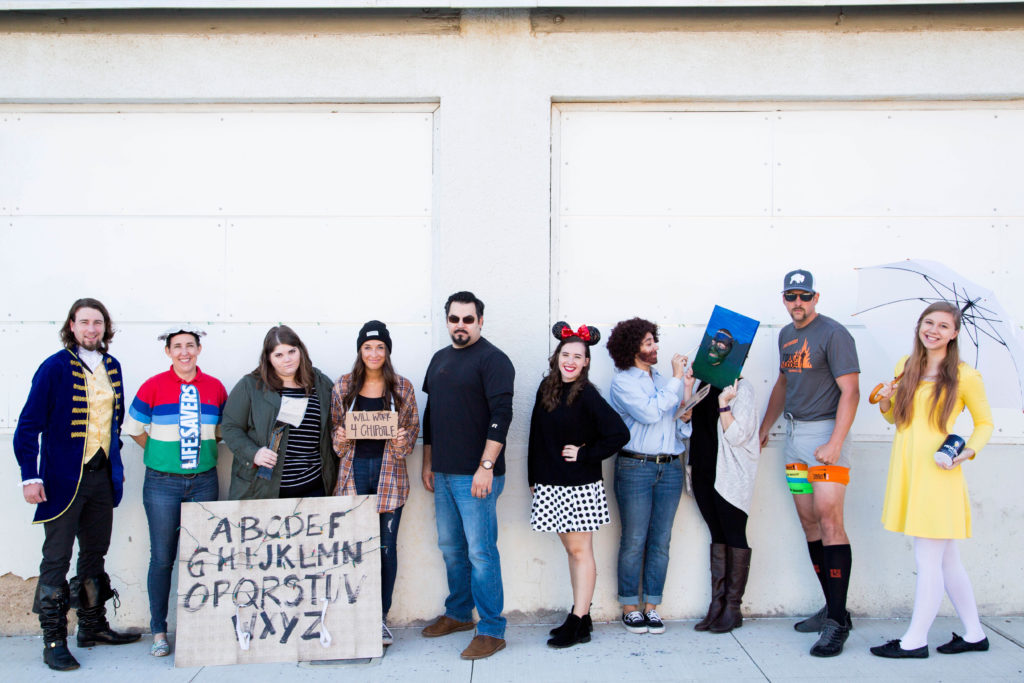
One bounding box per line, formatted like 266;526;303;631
83;364;114;462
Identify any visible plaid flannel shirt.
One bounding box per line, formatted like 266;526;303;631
331;372;419;512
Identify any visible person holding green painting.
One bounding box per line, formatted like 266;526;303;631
681;331;760;635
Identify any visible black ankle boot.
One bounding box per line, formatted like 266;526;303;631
710;547;752;634
36;582;80;671
72;574;141;647
550;609;594;636
546;613;590;649
549;611;574;637
695;543;727;632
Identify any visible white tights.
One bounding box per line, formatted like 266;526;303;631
900;537;985;649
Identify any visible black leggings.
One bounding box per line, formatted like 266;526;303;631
691;462;749;549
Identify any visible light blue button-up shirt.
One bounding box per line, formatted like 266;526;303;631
609;366;691;456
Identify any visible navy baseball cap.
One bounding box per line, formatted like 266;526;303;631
782;269;815;293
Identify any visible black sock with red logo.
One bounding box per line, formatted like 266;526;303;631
806;540;828;600
823;543;852;624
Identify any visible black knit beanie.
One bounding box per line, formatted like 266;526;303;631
357;320;392;353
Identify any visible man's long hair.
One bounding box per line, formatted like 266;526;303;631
539;338;592;411
893;302;962;431
60;298;115;354
253;325;316;394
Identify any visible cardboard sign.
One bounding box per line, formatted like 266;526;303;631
174;496;382;667
344;411;399;440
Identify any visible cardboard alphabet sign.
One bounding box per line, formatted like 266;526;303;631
174;496;382;667
344;410;399;440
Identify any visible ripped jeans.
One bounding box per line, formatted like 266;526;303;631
352;456;404;619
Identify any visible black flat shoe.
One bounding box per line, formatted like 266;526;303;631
870;639;928;659
937;633;989;654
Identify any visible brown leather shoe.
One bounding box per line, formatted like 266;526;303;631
460;635;506;660
422;615;475;638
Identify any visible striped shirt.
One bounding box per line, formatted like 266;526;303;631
123;367;227;474
278;387;323;497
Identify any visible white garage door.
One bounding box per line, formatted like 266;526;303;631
553;106;1024;439
0;105;435;427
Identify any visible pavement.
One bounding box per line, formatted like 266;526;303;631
3;616;1024;682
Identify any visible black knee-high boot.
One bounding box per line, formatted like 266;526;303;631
35;582;80;671
72;573;141;647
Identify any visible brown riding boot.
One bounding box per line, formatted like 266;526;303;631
694;543;727;632
710;547;752;634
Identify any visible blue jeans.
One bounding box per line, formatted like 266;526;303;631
351;456;403;619
433;472;505;639
143;467;218;634
614;455;684;606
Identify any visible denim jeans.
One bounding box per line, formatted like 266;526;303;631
351;456;403;619
433;472;506;639
143;467;218;634
614;455;684;606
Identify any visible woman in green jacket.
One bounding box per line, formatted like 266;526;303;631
223;325;337;499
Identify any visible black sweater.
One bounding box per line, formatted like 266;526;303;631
527;381;629;487
422;337;515;476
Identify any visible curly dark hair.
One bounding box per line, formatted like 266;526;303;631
606;317;658;371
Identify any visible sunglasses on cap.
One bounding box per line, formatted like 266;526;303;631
447;314;477;325
783;292;815;302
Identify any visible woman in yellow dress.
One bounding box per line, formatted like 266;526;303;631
869;302;994;659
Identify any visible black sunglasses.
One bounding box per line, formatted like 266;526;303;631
447;315;477;325
783;292;815;302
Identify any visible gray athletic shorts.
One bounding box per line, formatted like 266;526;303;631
783;415;851;491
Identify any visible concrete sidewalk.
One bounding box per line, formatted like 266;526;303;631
3;617;1024;682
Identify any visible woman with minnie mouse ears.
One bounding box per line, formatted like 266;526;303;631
528;322;629;649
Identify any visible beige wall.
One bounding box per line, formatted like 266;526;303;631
2;7;1024;635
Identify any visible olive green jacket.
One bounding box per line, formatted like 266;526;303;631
222;368;337;500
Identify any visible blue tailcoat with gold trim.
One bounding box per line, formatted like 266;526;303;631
13;349;125;523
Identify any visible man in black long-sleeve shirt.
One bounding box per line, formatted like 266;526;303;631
420;291;514;661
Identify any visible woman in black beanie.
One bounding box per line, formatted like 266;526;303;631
331;320;419;647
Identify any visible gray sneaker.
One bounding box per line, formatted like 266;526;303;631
794;606;853;633
794;606;827;632
382;621;394;646
809;618;850;657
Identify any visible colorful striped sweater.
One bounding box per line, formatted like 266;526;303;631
124;367;227;474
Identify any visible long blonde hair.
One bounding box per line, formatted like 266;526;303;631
893;302;961;430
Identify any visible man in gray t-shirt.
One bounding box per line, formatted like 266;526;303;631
759;269;860;658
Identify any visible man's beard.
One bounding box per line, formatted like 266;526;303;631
637;349;658;365
450;331;470;347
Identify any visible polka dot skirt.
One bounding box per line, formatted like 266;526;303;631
530;481;610;533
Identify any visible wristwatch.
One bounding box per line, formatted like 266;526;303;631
480;460;494;471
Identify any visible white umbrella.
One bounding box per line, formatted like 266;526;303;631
853;259;1024;412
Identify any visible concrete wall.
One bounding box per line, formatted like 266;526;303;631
2;6;1024;635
